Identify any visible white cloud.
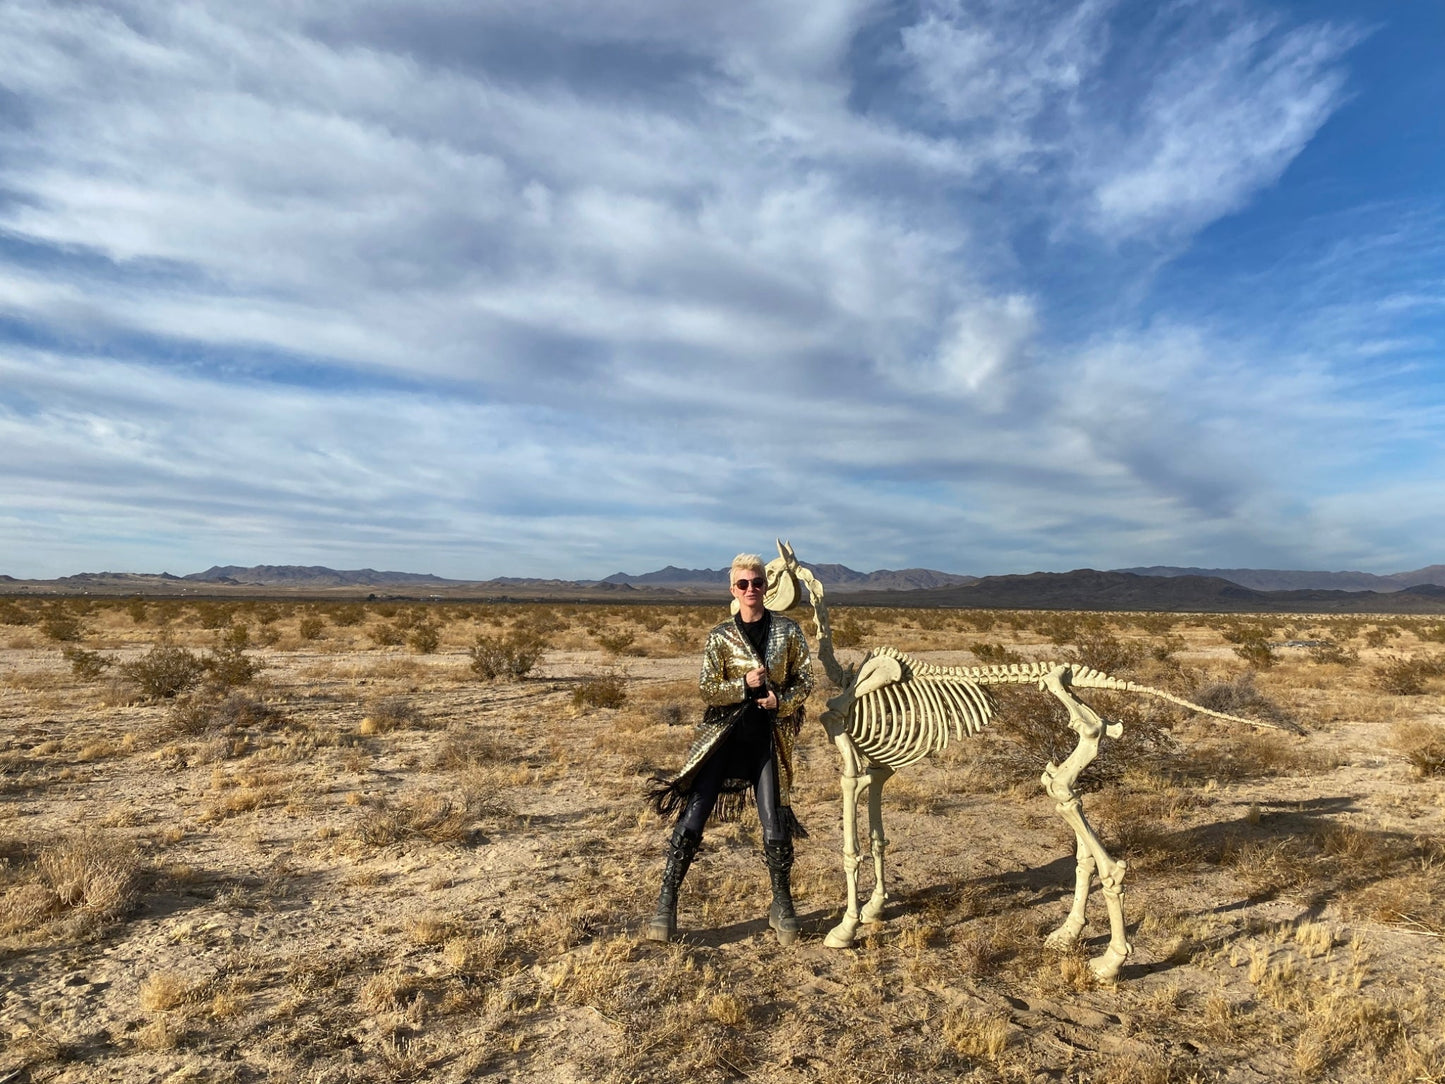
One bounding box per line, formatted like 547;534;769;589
0;0;1433;579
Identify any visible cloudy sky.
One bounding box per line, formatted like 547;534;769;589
1;0;1441;580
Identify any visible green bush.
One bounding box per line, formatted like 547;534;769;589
40;609;84;643
408;622;441;654
594;628;640;656
1232;637;1276;670
330;605;366;628
1373;655;1445;696
122;645;207;699
206;640;263;688
368;621;405;648
297;614;327;641
63;646;113;680
468;632;545;681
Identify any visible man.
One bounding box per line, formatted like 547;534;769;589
645;553;813;944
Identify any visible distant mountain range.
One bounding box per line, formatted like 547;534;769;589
184;565;457;587
600;564;978;592
1116;565;1445;593
855;571;1445;614
5;561;1445;613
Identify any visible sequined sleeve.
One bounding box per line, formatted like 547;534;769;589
773;621;813;718
698;626;748;706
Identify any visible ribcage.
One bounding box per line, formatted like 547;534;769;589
845;649;996;769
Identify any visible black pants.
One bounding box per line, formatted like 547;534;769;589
680;713;784;843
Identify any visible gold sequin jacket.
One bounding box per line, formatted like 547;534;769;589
647;613;814;827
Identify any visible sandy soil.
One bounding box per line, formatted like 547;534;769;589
2;603;1444;1082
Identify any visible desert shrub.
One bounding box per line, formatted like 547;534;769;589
122;644;207;699
62;646;113;680
361;696;426;734
992;687;1178;790
1220;620;1274;645
1149;634;1187;663
125;596;148;624
971;642;1024;665
1372;655;1444;696
367;621;405;647
1418;624;1445;644
1232;637;1276;670
573;674;627;710
469;632;545;681
1308;641;1358;666
1365;625;1401;648
408;622;441;654
193;602;237;630
204;625;262;688
963;611;997;633
39;608;84;643
594;627;641;656
330;604;366;627
168;690;284;737
1035;612;1086;645
0;599;36;625
1065;629;1143;673
1191;672;1294;728
1389;722;1445;777
297;614;326;641
832;613;868;649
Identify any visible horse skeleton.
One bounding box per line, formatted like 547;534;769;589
760;541;1299;980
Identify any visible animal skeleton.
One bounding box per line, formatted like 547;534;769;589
759;541;1299;980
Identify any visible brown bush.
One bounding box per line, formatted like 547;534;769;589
1390;722;1445;777
573;674;627;710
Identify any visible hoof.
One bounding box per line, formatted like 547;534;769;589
823;917;859;948
1087;944;1130;981
1045;920;1085;952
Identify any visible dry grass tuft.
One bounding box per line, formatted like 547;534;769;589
2;836;141;936
1389;720;1445;776
357;791;479;846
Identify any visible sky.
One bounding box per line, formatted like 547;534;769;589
1;0;1442;580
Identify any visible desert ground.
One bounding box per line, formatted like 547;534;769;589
1;596;1443;1083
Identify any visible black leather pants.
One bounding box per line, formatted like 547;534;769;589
679;713;784;843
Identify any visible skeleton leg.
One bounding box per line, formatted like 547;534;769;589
824;734;869;949
1039;667;1131;980
1044;833;1096;951
859;764;893;924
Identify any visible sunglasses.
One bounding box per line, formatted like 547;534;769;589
733;577;767;592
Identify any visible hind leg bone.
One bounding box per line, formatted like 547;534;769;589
1039;667;1131;980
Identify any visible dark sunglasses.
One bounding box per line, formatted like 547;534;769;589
734;577;767;591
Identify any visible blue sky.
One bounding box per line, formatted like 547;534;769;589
1;0;1441;580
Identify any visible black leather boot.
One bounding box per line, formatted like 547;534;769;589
763;839;800;946
645;826;701;942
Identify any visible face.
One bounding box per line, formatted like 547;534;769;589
730;567;767;607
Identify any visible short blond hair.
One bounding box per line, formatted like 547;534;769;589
729;553;765;582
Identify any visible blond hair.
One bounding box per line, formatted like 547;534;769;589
728;553;765;582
